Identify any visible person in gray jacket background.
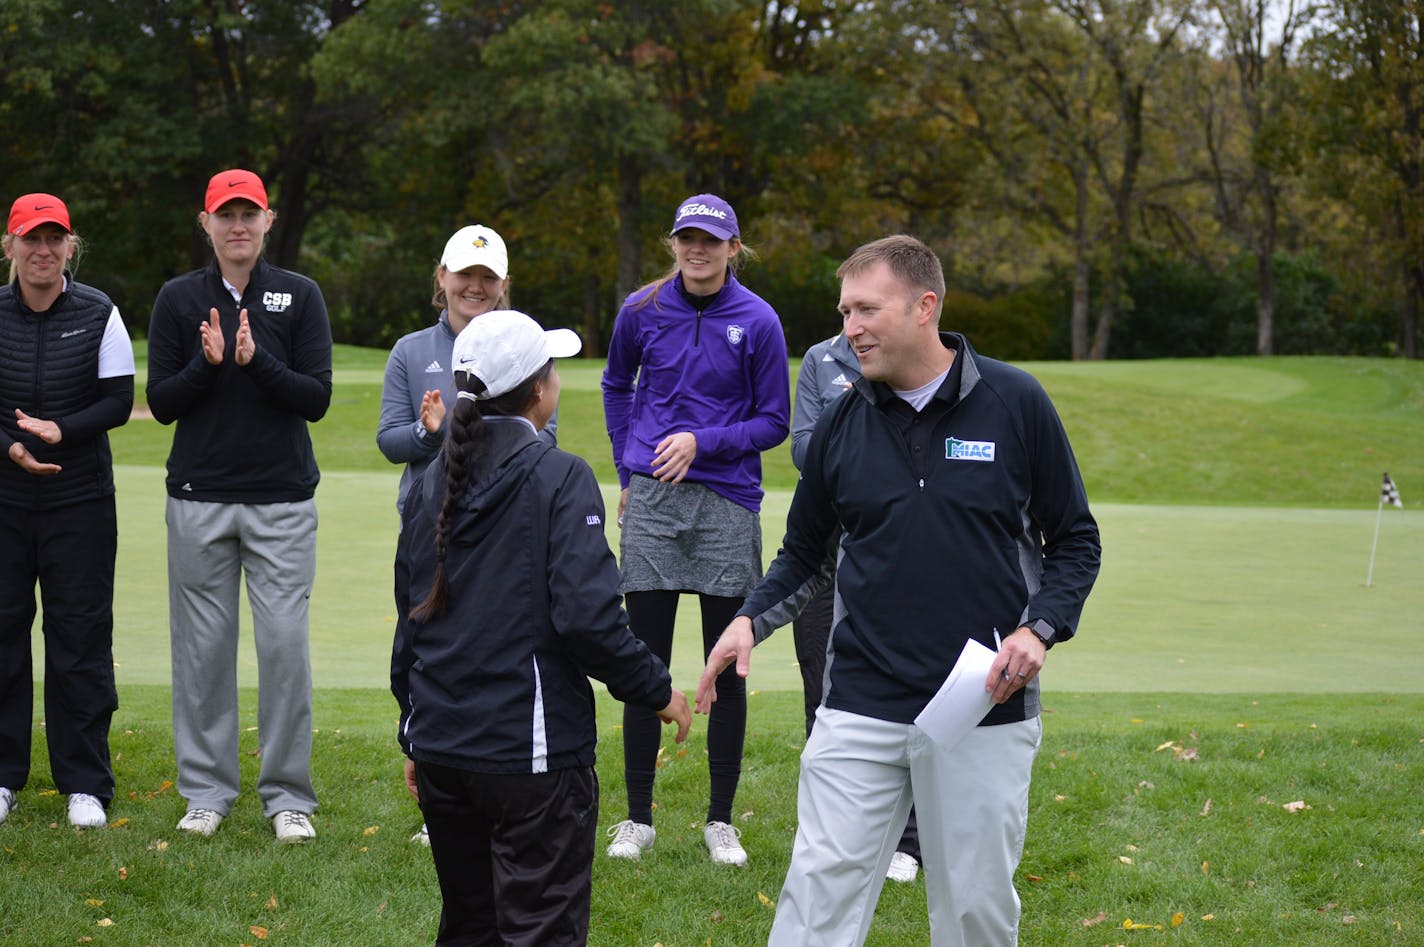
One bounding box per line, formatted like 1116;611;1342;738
377;224;557;517
790;330;922;885
377;224;556;844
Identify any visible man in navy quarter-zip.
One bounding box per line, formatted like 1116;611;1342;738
698;235;1101;946
146;170;332;845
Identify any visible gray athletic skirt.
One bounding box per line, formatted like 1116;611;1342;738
619;475;763;597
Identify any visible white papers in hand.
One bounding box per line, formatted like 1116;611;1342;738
913;638;997;751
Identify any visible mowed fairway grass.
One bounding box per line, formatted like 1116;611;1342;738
4;348;1422;945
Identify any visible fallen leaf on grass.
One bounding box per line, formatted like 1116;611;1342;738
1171;911;1185;927
1282;800;1311;813
1342;915;1357;924
265;895;278;910
147;839;168;851
250;925;270;939
756;891;776;909
118;867;128;880
110;818;129;828
1025;873;1044;882
96;919;113;928
1201;914;1215;921
1054;794;1067;802
377;902;386;915
1081;912;1109;927
1122;918;1163;931
1200;798;1212;816
1118;856;1134;865
1201;860;1209;875
40;789;58;797
85;899;104;907
363;825;380;836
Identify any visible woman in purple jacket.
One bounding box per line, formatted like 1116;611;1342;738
601;194;790;866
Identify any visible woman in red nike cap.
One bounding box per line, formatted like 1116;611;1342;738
0;193;136;830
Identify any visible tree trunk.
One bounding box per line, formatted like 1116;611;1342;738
1405;262;1421;359
1255;170;1277;356
615;156;643;306
582;268;602;358
1070;170;1092;361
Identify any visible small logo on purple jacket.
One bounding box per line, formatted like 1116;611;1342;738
727;325;745;345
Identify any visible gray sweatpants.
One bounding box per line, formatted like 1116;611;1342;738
769;707;1042;947
166;497;318;818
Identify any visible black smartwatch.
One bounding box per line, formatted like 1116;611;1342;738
1023;619;1056;649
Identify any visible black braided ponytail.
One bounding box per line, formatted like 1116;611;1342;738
408;361;554;622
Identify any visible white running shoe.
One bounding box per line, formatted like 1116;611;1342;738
0;787;14;824
68;793;107;828
605;820;655;860
177;807;224;837
272;810;316;843
886;851;920;883
411;823;430;846
703;821;747;866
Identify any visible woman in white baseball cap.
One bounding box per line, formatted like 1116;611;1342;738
378;223;551;845
393;310;691;944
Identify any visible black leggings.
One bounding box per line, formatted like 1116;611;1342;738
622;590;746;826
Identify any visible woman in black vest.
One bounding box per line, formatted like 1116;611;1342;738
0;193;135;829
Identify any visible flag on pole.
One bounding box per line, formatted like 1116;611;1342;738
1381;472;1403;509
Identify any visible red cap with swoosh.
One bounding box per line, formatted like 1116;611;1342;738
204;169;269;213
8;193;72;236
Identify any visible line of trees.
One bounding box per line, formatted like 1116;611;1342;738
2;0;1419;359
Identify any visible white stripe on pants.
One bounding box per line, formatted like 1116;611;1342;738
769;707;1042;947
167;497;318;817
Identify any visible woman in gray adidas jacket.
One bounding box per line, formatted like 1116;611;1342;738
377;225;557;516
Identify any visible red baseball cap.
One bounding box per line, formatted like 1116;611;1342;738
8;193;72;236
204;169;269;213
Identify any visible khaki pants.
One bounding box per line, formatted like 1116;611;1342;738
769;707;1042;947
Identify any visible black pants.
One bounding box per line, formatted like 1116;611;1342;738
417;761;599;947
622;590;745;825
0;496;117;803
792;583;919;860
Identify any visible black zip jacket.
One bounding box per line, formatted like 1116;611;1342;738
0;277;132;510
146;258;332;503
741;333;1101;726
393;419;673;774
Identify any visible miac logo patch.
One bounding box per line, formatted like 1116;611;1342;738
946;437;995;462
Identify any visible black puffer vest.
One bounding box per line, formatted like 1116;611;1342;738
0;278;120;509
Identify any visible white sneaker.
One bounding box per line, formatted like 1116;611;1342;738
273;810;316;843
605;820;655;860
177;808;224;837
0;787;15;824
704;821;747;866
886;851;919;883
68;793;107;828
411;823;430;846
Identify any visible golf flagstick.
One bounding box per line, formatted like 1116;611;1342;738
1366;472;1403;588
1365;493;1383;588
